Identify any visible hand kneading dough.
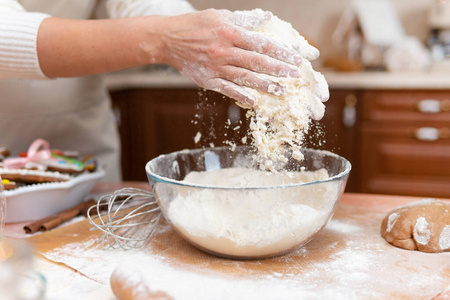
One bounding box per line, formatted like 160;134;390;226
381;199;450;253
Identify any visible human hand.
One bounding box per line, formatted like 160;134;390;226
161;9;318;106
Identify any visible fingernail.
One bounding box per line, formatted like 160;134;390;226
310;47;320;60
269;84;284;96
246;96;257;106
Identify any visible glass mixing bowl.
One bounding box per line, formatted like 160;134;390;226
146;146;351;260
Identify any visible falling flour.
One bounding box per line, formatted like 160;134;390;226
234;9;329;170
166;167;337;258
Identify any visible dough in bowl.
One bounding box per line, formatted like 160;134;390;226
381;199;450;253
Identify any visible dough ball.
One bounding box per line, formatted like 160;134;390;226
381;199;450;253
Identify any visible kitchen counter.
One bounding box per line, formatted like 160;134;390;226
3;183;450;300
105;68;450;91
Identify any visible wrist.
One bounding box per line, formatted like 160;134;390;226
136;15;168;66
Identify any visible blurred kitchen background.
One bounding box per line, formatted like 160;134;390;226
107;0;450;199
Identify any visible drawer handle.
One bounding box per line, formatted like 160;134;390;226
412;127;450;141
342;94;357;127
417;99;450;113
227;103;241;126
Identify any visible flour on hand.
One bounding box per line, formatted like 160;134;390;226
235;9;329;171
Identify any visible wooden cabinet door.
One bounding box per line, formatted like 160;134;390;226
359;123;450;197
359;90;450;198
112;88;200;181
111;88;243;181
305;89;359;192
111;87;361;186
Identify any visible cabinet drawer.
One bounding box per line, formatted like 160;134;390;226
361;90;450;123
359;124;450;197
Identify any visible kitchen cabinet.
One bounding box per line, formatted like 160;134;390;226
358;90;450;198
305;90;360;192
110;86;450;198
111;88;248;181
110;87;359;190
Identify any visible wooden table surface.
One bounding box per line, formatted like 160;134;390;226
3;182;450;300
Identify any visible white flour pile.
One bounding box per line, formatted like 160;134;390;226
234;9;329;171
166;167;337;258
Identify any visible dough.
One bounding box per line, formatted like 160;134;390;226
381;199;450;253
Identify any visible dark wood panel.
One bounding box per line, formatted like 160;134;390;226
361;90;450;123
111;87;359;186
111;88;248;181
305;90;360;192
358;90;450;198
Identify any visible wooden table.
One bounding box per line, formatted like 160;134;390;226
3;182;450;300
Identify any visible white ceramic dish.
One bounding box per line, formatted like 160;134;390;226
4;169;105;223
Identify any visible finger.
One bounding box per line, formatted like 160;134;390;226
291;39;320;61
205;78;258;107
219;65;284;96
235;30;303;67
228;47;301;78
304;70;329;102
300;60;329;102
307;94;326;120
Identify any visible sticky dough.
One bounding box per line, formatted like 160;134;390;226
381;199;450;253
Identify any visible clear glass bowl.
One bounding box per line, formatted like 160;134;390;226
146;146;351;260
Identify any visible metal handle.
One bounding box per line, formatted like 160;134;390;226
342;94;357;127
417;99;450;113
411;127;450;141
227;103;241;126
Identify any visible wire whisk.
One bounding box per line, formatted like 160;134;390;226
87;188;161;250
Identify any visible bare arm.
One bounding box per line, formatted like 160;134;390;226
37;9;311;105
37;16;165;78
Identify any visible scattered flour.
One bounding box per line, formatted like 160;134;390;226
386;213;399;233
39;204;450;300
326;219;362;234
413;217;431;246
234;9;329;171
166;167;336;258
194;132;202;144
440;225;450;251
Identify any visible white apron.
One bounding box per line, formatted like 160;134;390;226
0;75;122;181
0;0;195;181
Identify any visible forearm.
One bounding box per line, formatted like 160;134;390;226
37;16;166;78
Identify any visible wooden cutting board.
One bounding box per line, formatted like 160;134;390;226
28;193;450;299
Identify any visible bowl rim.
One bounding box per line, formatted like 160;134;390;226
145;146;352;190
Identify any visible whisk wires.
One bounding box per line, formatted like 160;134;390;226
87;188;161;250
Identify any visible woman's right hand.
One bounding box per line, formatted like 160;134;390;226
159;9;317;106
